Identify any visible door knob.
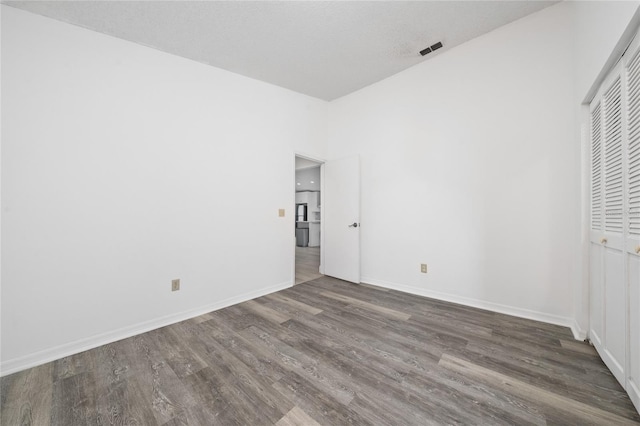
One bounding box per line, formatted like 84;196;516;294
600;238;607;244
349;222;359;228
636;246;640;254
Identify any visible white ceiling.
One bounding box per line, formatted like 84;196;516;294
4;1;558;100
295;156;322;170
296;167;321;192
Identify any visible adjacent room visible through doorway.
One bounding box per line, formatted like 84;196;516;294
295;156;323;284
295;246;321;284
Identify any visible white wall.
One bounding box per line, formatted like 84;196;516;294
572;1;640;102
328;2;580;327
0;6;327;374
0;4;4;366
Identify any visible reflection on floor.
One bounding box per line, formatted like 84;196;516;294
295;246;321;284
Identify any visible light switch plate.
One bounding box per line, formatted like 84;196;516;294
420;264;427;273
171;279;180;291
278;209;285;217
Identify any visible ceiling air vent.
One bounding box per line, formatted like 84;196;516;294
420;41;443;56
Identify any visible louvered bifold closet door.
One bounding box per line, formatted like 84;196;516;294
589;101;605;351
625;43;640;412
590;27;640;414
630;49;640;239
596;72;626;386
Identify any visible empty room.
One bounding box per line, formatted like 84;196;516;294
2;1;640;424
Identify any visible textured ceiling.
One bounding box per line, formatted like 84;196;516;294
3;1;559;100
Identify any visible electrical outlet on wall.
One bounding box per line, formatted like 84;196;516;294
171;279;180;291
420;264;427;273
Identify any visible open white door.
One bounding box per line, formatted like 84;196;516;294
324;156;360;283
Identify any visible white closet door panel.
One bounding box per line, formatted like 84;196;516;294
595;68;627;389
604;77;624;234
628;254;640;412
625;38;640;414
589;243;605;347
627;46;640;237
603;248;626;385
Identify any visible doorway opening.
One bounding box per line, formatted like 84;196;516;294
295;155;323;284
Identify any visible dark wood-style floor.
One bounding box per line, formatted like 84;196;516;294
2;276;639;425
295;246;321;285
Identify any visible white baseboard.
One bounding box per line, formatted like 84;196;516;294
570;319;588;341
360;276;577;334
0;280;292;377
628;379;640;415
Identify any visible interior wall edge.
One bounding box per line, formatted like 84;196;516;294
0;279;293;377
361;276;578;337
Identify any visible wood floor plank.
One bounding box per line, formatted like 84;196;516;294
254;298;321;325
192;329;293;424
405;362;549;425
284;313;548;425
178;320;294;425
309;307;445;365
148;327;208;379
290;314;548;425
160;403;222;426
242;299;291;324
275;405;322;426
560;338;599;355
439;353;639;425
52;350;95;383
121;334;197;424
239;324;357;406
295;246;322;285
263;292;323;315
51;372;97;425
271;371;370;425
180;366;249;426
280;285;350;313
180;321;287;425
166;319;224;362
213;303;278;332
199;316;289;384
319;290;412;321
461;338;640;418
1;363;53;426
90;342;158;425
2;275;639;425
283;315;434;385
